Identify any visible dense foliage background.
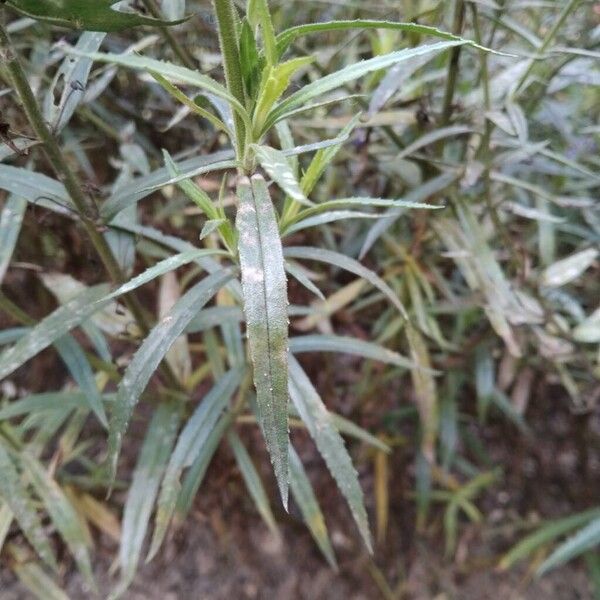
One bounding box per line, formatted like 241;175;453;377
0;1;598;598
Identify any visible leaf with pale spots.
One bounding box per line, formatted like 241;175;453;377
236;174;290;509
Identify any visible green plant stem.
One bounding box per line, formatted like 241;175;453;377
440;0;465;127
513;0;583;95
470;3;515;265
0;21;181;391
140;0;196;69
213;0;248;165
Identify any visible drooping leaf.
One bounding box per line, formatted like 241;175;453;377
538;517;600;575
288;445;337;569
147;368;243;559
500;508;600;570
113;402;181;599
289;334;419;370
6;0;188;32
228;431;278;535
289;356;372;552
283;246;408;318
0;249;225;380
107;269;235;483
20;452;95;589
236;174;289;508
0;194;27;284
0;442;57;571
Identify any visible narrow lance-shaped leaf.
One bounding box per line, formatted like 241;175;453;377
0;442;57;571
228;431;278;535
0;195;27;284
147;368;243;560
112;402;181;599
107;269;235;484
288;356;372;552
20;452;95;590
289;445;337;569
6;0;188;31
7;544;69;600
53;334;107;427
284;246;408;318
538;517;600;575
236;174;289;509
275;19;492;57
499;508;600;571
0;249;225;381
269;41;467;125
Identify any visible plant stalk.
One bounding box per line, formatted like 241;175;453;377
140;0;196;69
513;0;583;95
0;21;181;391
440;0;465;127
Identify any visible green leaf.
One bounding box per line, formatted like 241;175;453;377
500;508;600;570
0;249;224;380
239;17;262;100
253;56;314;136
44;32;106;132
269;41;467;124
6;0;188;31
539;517;600;575
107;269;235;484
236;174;289;509
0;442;57;571
275;19;490;57
63;47;247;122
0;284;110;382
540;248;599;287
289;445;337;569
252;144;312;205
113;402;181;599
53;335;107;427
228;431;278;534
284;210;384;235
0;195;27;284
149;72;230;134
7;546;68;600
20;452;95;589
175;411;233;518
102;150;235;219
147;369;243;559
0;391;106;420
289;356;372;552
289;334;420;371
247;0;277;65
285;261;325;301
284;246;408;318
